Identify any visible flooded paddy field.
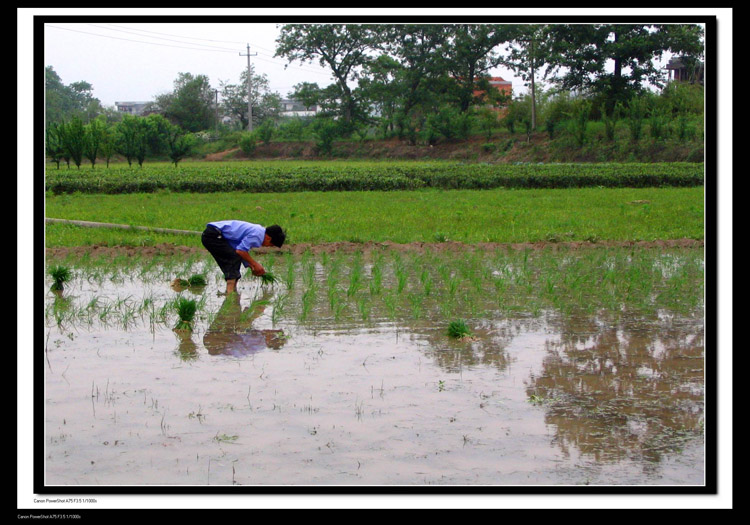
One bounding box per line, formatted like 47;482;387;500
43;246;705;487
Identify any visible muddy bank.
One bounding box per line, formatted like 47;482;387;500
46;238;704;260
201;134;705;164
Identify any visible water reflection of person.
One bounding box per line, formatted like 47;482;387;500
203;291;286;357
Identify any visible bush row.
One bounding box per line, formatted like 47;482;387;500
45;162;704;195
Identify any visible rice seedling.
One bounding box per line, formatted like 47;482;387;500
420;268;433;296
395;266;408;295
332;296;346;321
300;286;316;321
369;262;383;296
49;265;72;292
259;272;278;286
446;319;472;339
357;296;371;321
382;293;397;320
173;296;198;332
347;261;363;297
271;293;288;325
283;253;296;289
408;293;423;320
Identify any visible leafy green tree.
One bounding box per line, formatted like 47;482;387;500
311;117;344;156
425;106;474;142
116;115;148;167
357;54;402;137
164;124;195;167
152;72;215;132
546;24;704;107
45;122;66;169
477;108;500;140
289;82;346;121
45;66;104;125
370;25;450;138
505;25;553;130
442;25;514;113
61;117;86;168
276;24;379;128
99;124;116;168
83;117;107;168
220;69;281;130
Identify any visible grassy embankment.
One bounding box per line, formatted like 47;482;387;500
45;186;703;248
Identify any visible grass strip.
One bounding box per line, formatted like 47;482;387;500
45;186;704;248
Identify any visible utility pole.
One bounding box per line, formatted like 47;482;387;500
213;89;219;131
239;43;257;132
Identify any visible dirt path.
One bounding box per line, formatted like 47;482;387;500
46;238;704;260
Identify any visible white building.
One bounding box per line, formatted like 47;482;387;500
115;101;151;116
280;99;318;118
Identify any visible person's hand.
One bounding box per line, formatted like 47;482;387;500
250;261;265;276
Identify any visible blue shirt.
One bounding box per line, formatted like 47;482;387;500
207;220;266;255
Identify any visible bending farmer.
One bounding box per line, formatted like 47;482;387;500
202;220;286;294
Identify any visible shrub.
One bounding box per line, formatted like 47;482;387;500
239;131;258;156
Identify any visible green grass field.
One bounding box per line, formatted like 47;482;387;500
45;186;704;248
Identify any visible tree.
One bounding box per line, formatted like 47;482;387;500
61;117;86;169
83;117;107;168
220;69;281;130
116;115;148;167
546;24;704;108
164;124;195;167
99;124;116;168
368;25;450;138
45;66;104;125
505;25;554;131
442;25;514;113
276;24;379;129
45;122;66;169
152;73;215;132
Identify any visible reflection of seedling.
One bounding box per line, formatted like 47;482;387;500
528;394;545;406
447;319;472;339
213;432;239;444
50;265;72;291
173;297;197;331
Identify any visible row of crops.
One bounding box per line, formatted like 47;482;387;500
45;161;705;195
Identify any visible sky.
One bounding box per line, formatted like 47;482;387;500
44;22;338;107
41;20;538;110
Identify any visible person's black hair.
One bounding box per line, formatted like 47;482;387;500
265;225;286;248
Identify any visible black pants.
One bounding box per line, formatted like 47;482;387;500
202;226;243;281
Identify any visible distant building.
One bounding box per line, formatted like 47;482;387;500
115;101;151;116
665;57;704;85
473;76;513;102
471;76;513;117
279;99;318;118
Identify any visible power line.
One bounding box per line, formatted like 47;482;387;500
46;24;332;78
46;25;236;53
86;23;239;52
101;23;249;45
91;23;330;76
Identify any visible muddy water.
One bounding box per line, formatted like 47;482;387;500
43;264;704;487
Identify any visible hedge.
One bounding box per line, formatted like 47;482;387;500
45;162;704;195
